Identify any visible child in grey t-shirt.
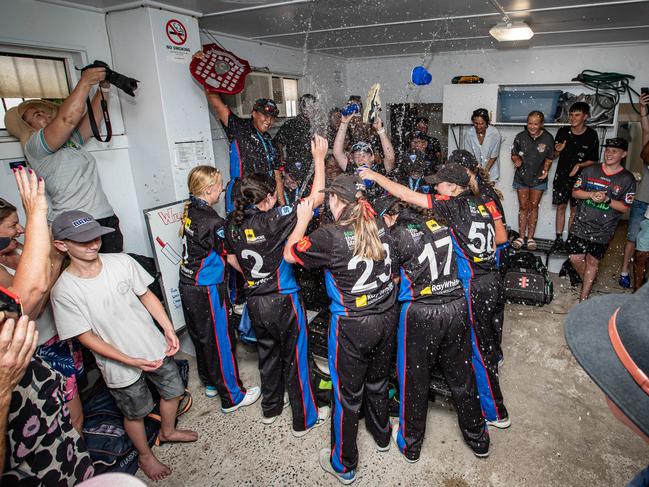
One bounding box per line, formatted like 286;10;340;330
510;110;555;251
50;210;197;482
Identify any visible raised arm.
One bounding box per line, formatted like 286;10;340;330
9;168;52;316
357;167;430;208
305;135;328;208
333;113;352;171
373;116;395;172
206;90;230;127
41;67;106;152
283;199;314;264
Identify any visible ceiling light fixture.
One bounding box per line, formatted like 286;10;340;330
489;21;535;42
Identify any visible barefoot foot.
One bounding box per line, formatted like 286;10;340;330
139;453;172;481
158;428;199;443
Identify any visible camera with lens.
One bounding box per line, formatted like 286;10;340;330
81;60;139;97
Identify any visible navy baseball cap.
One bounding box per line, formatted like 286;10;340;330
52;210;114;242
603;137;628;151
425;163;470;187
565;284;649;436
253;98;279;117
320;174;366;202
373;195;399;217
448;149;479;171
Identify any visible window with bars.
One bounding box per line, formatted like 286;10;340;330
0;53;70;131
222;72;300;118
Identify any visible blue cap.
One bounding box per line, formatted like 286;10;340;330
411;66;432;86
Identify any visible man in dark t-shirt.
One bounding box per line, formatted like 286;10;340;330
567;137;636;301
552;102;600;249
204;87;283;210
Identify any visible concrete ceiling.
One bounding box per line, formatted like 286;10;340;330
45;0;649;58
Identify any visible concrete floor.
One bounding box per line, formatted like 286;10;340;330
136;227;649;486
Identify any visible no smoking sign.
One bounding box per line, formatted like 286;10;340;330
166;19;187;46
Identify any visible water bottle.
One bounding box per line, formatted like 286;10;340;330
340;103;360;117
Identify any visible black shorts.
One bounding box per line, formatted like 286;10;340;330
552;174;578;206
566;233;609;260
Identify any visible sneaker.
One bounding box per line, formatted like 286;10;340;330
472;445;490;458
375;438;390;452
619;273;631;289
319;448;357;485
486;415;511;429
390;423;419;463
205;385;218;398
261;394;289;425
221;386;261;414
292;406;330;438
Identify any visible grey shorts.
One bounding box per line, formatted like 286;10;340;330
109;356;185;420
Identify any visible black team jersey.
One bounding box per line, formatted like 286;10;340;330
225;203;300;296
226;110;280;179
572;163;636;244
390;208;464;304
179;197;227;286
477;179;506;225
290;220;396;316
426;191;503;279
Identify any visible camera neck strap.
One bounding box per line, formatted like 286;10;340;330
85;90;112;143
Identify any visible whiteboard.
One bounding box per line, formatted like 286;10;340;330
143;200;187;332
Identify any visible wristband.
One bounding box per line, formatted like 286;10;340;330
100;86;111;94
376;128;385;135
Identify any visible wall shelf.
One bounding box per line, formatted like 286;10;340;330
443;82;619;128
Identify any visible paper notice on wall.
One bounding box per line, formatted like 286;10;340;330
173;139;209;198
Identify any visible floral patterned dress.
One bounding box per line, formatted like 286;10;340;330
2;357;94;486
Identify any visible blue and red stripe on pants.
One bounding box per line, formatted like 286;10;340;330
179;283;246;408
328;307;398;473
246;291;318;430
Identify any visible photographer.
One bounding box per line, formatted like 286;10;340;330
4;66;123;252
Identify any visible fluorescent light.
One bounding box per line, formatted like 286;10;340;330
489;21;534;42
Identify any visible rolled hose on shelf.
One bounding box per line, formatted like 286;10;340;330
573;69;645;116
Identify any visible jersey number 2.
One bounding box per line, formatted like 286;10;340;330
241;249;270;278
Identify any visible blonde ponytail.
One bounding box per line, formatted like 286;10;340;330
180;165;223;236
339;197;385;261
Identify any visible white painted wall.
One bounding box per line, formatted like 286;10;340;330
345;43;649;105
346;43;649;244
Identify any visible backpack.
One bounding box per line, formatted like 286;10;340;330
503;251;554;306
81;359;192;474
